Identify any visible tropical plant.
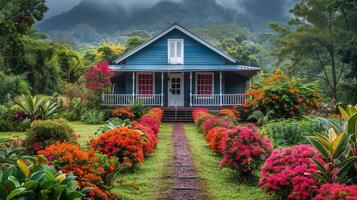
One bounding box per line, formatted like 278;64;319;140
130;100;147;119
247;110;274;126
0;139;24;168
14;95;60;121
0;156;86;200
307;113;357;184
80;110;105;125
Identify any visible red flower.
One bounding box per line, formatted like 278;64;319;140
313;184;357;200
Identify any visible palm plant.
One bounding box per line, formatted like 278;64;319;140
307;105;357;184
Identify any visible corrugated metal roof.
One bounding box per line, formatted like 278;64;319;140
110;65;260;72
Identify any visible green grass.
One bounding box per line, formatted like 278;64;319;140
183;124;271;200
0;121;105;146
112;123;174;200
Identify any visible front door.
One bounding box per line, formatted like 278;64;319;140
168;73;184;107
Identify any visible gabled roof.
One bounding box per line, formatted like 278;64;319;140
113;23;237;64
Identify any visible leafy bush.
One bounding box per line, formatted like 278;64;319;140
219;126;273;176
219;108;240;121
38;142;121;200
0;71;30;104
139;107;164;134
112;107;135;120
0;157;85;200
130;100;147;119
244;69;320;119
25;119;76;153
91;127;144;169
312;183;357;200
259;145;323;200
80;109;105;124
204;127;228;153
262;118;323;147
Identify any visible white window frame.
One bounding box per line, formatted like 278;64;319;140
195;72;214;98
168;39;184;64
136;72;155;96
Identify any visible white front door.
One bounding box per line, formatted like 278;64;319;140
168;73;184;107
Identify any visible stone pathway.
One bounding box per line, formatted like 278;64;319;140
169;123;200;200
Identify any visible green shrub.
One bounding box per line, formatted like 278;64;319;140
261;117;323;147
130;100;147;119
80;110;105;124
25;119;76;153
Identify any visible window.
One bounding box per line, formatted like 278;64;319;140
168;39;184;64
196;73;213;96
137;73;154;95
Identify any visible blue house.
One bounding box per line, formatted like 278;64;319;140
102;24;260;108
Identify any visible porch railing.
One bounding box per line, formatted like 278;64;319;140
191;94;246;106
102;94;163;106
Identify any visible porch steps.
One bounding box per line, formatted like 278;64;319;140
163;109;193;122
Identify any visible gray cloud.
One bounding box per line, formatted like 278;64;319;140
45;0;295;19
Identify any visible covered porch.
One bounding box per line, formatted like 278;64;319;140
102;65;259;107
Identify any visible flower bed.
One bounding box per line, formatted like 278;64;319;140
312;184;357;200
259;145;323;200
192;108;272;177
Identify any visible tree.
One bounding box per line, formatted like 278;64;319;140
221;38;261;67
124;36;146;52
270;0;355;101
94;42;125;64
0;0;48;74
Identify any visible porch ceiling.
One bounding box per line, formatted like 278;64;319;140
110;64;260;72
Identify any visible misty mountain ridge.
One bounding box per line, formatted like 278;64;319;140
38;0;290;44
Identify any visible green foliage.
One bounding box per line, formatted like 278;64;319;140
0;72;30;104
262;118;323;147
307;107;357;184
62;98;84;121
25;119;76;153
0;157;85;200
130;100;148;119
0;139;24;168
124;36;147;52
248;110;273;126
80;110;105;125
14;95;60;121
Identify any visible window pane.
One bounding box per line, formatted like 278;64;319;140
177;41;182;57
170;41;175;57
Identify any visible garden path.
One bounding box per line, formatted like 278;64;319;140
169;123;201;200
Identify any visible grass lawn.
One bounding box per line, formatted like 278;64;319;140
112;123;174;200
0;121;105;146
183;124;271;200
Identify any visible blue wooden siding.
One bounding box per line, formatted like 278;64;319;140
125;29;228;65
223;72;248;94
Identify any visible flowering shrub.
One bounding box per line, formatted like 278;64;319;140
219;126;273;176
140;117;159;134
244;69;320;119
112;107;135;120
38;142;120;200
84;62;113;108
131;121;158;155
259;145;323;200
91;127;144;169
193;108;209;121
205;127;228;153
200;116;234;134
312;184;357;200
139;107;164;134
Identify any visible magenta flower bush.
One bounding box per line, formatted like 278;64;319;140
312;183;357;200
219;126;273;176
259;145;323;200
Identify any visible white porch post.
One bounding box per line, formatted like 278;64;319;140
220;71;223;106
190;72;193;107
161;72;164;106
132;72;135;101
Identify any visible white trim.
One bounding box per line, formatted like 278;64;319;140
135;72;155;95
190;72;192;107
167;72;184;107
161;72;164;106
195;72;215;97
114;24;237;64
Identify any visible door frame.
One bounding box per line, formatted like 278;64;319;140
168;72;185;107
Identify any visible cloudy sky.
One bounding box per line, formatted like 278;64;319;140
45;0;294;19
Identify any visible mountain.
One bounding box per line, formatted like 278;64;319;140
38;0;287;44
